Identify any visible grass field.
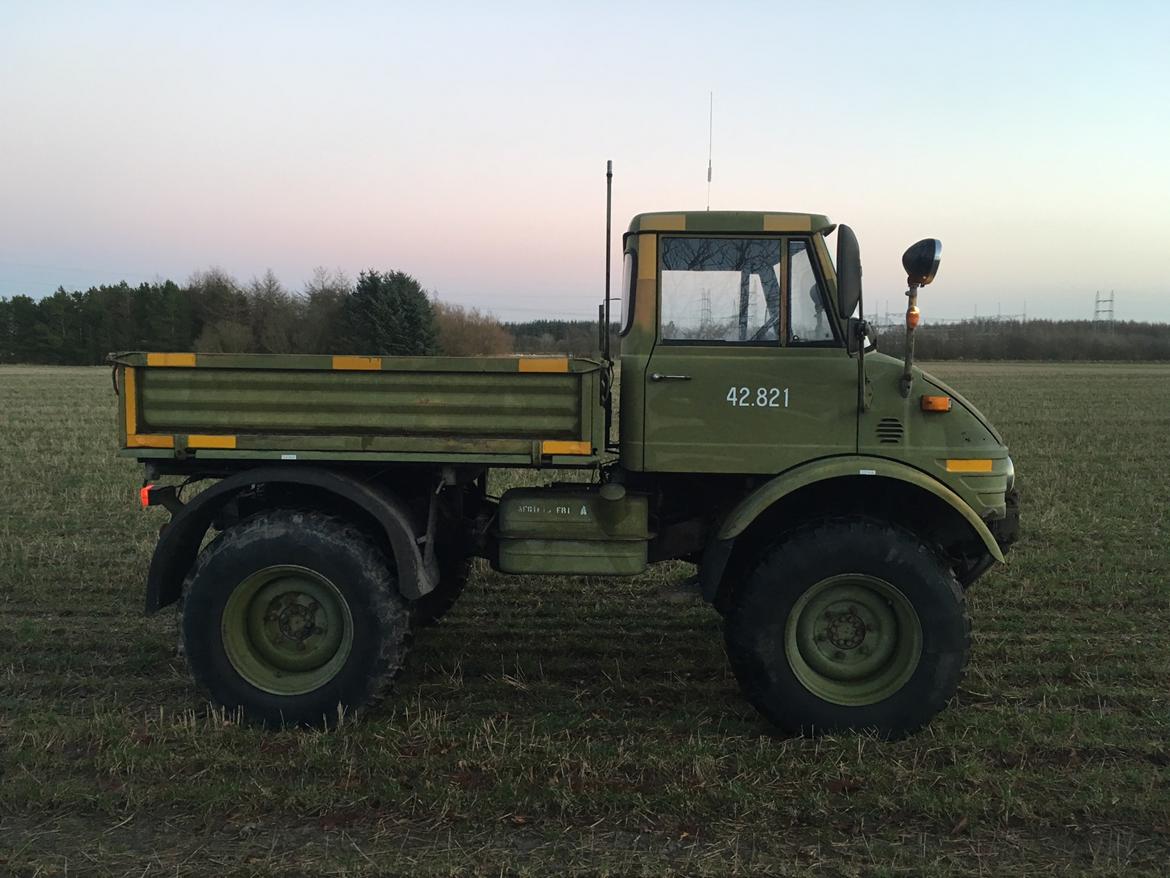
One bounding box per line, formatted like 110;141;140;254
1;362;1168;876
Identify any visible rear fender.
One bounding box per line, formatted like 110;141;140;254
144;467;437;614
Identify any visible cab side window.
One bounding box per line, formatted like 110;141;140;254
660;237;782;343
789;240;835;343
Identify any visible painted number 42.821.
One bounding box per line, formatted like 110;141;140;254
726;386;789;408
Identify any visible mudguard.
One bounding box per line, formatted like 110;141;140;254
143;467;437;614
700;455;1003;601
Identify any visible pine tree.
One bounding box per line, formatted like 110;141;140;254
341;270;438;356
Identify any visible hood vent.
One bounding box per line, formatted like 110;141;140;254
876;418;904;444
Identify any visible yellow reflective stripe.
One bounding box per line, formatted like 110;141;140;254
641;214;686;231
946;459;994;473
146;352;196;367
122;367;138;435
637;234;657;280
763;214;813;232
333;355;382;370
542;440;592;456
188;434;237;449
518;357;569;373
127;434;174;449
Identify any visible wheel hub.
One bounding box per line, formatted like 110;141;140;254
269;594;324;644
825;609;866;650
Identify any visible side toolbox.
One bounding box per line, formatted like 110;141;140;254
495;485;650;575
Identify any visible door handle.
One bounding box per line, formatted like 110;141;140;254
650;372;691;382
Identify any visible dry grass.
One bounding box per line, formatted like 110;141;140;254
1;362;1168;875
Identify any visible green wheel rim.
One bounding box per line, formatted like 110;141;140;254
221;565;354;696
784;574;922;706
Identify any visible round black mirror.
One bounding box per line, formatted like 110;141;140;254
902;238;942;286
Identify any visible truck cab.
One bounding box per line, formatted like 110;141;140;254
615;211;1014;569
620;211;855;473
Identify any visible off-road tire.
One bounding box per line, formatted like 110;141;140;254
411;554;472;627
724;518;969;739
181;509;411;727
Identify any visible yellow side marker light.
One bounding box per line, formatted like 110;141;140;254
945;459;994;473
921;395;952;412
541;440;592;456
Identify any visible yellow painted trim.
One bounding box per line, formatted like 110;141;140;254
122;367;138;436
641;214;686;231
187;434;237;449
333;355;382;370
945;459;994;473
763;214;813;232
127;434;175;449
518;357;569;373
637;234;657;280
146;352;197;367
542;440;592;456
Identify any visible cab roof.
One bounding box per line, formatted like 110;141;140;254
627;211;834;235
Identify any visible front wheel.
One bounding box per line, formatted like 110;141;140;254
724;519;969;739
181;510;411;727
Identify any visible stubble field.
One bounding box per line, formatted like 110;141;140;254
1;362;1168;876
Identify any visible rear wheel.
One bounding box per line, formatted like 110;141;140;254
181;510;410;726
724;519;969;738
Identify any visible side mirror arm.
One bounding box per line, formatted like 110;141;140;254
853;318;871;413
900;282;921;398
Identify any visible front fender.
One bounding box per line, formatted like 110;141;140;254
144;467;437;614
717;455;1004;562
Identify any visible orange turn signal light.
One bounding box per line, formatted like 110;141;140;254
921;395;952;412
907;306;921;329
139;485;154;508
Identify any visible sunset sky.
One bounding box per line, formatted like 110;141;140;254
1;1;1167;322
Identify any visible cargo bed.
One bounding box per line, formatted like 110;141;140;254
111;352;606;467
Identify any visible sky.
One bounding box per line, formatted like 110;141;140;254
1;0;1167;323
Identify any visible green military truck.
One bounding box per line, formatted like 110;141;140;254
112;206;1019;738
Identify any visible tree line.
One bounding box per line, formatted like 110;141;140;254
0;269;522;365
2;271;1167;364
875;318;1170;361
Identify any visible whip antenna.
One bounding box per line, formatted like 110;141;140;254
706;92;713;211
603;160;612;362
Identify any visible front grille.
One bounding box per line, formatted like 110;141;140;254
876;418;904;444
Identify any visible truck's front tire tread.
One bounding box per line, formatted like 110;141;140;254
724;517;970;739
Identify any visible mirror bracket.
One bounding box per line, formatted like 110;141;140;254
900;282;922;398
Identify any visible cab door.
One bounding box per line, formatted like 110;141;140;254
642;235;857;474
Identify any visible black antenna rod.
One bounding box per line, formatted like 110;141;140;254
706;92;713;211
604;159;613;363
